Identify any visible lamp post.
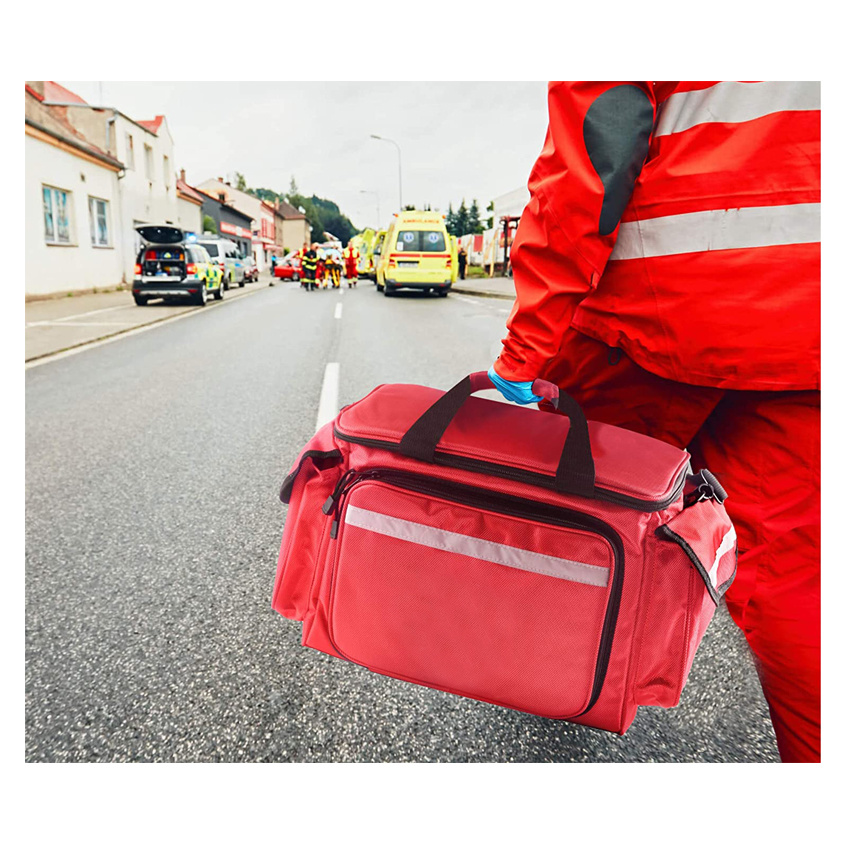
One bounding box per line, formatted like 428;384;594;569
359;190;381;228
370;134;402;211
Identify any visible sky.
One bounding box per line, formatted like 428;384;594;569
60;82;549;231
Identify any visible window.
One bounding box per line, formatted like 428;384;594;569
395;230;447;252
125;133;135;169
144;144;153;180
163;155;170;188
42;185;72;244
88;197;110;247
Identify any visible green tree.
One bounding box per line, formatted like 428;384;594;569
456;199;470;236
469;199;484;234
445;203;457;236
202;214;217;234
486;201;495;230
235;172;247;191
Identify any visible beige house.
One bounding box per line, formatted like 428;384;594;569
274;200;310;254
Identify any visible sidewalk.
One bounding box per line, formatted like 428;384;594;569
25;274;272;362
452;275;515;300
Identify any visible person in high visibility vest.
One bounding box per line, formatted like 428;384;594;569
489;81;821;763
300;243;318;291
344;241;360;287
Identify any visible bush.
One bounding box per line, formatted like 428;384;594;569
202;215;217;234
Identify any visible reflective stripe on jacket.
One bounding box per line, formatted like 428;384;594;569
496;81;820;390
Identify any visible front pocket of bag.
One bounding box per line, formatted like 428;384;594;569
327;478;618;719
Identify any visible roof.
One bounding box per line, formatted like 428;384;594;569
137;115;164;134
43;81;88;105
176;178;206;206
25;86;123;171
276;199;306;219
194;187;255;224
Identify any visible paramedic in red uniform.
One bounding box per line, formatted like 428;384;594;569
489;81;820;762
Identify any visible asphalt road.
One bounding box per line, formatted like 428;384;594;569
25;280;780;762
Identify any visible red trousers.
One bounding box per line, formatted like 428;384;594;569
543;329;821;762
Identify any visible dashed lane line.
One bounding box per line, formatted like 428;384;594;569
315;362;340;432
334;302;343;319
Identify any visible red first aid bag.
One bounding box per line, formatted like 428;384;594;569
272;373;736;733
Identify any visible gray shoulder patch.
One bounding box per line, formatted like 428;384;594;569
583;85;654;236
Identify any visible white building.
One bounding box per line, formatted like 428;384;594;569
25;82;125;297
195;178;276;270
26;81;181;293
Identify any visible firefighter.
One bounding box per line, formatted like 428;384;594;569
488;81;820;762
300;243;318;291
344;241;360;287
316;250;327;289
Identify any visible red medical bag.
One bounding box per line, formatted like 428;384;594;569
272;373;736;733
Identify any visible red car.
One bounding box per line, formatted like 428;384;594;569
273;256;302;281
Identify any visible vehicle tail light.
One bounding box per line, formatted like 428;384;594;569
188;289;198;294
446;260;452;268
218;262;225;270
186;263;196;275
134;263;142;276
388;259;396;267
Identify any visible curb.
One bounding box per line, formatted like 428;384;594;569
25;285;266;365
452;287;514;301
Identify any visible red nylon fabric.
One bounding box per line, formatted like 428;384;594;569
495;80;820;390
272;378;736;735
539;329;821;761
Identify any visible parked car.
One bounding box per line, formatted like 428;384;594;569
241;254;259;283
197;237;244;289
132;225;224;306
273;254;302;281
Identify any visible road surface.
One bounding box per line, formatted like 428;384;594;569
25;281;779;762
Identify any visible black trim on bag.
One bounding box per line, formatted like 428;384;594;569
325;468;625;718
279;449;343;503
655;525;737;606
333;426;687;512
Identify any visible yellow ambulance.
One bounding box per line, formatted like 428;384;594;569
376;211;454;297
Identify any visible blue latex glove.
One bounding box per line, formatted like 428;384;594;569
488;366;543;405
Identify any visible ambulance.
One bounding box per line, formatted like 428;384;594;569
375;211;454;297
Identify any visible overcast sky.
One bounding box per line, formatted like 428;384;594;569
60;82;549;231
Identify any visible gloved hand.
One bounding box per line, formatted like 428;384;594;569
487;366;543;405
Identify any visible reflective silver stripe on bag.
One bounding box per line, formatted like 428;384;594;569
344;505;610;588
708;527;737;588
654;81;820;138
610;203;820;261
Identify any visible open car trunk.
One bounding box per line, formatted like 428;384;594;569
136;225;187;280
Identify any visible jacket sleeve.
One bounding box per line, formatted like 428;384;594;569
494;81;657;382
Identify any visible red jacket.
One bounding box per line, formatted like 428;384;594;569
495;81;821;390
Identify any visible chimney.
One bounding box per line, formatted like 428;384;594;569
217;176;223;182
180;168;186;183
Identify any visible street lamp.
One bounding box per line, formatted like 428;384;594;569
370;134;402;211
359;190;381;228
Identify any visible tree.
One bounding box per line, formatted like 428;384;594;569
456;199;470;236
289;176;299;195
486;201;495;230
469;199;484;234
445;203;457;236
202;214;217;234
235;172;247;191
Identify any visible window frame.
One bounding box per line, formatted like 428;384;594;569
88;196;111;248
42;184;74;246
125;133;135;170
144;144;154;181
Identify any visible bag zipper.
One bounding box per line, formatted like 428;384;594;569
333;425;686;512
323;467;625;717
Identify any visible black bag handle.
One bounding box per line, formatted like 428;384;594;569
398;371;596;497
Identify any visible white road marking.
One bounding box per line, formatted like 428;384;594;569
334;302;343;319
315;362;340;432
25;288;261;370
498;308;510;314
